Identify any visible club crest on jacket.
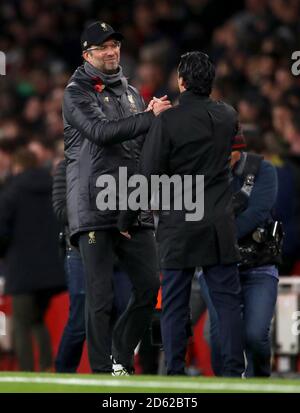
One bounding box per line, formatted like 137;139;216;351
88;231;96;244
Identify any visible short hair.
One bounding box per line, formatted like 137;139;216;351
12;148;39;170
28;136;56;152
178;51;215;96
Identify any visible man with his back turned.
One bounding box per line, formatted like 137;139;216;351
119;51;245;376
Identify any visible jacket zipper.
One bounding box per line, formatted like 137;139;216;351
116;95;136;162
116;95;142;225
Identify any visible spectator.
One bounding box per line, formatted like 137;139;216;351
27;137;56;171
0;148;66;371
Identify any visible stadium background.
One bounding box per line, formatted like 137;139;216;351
1;0;300;378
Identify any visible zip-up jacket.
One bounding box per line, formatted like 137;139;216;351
63;65;154;243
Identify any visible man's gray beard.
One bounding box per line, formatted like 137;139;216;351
101;64;119;74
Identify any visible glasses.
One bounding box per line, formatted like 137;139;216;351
85;41;121;53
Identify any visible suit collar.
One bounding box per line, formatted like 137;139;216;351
179;90;210;104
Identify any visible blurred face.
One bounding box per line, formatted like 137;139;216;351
83;39;121;74
272;106;291;134
27;142;52;165
283;121;295;144
238;100;258;123
246;0;267;13
12;163;23;176
0;151;12;177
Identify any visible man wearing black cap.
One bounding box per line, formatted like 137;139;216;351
63;21;171;375
81;22;124;76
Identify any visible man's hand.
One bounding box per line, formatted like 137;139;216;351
120;231;131;240
145;95;172;115
145;95;168;111
152;96;172;116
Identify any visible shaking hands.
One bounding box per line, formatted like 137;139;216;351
145;95;172;116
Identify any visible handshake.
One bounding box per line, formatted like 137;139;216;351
145;95;172;116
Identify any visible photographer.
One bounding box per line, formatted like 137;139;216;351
198;136;282;377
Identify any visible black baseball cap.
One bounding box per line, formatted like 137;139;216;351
81;21;124;51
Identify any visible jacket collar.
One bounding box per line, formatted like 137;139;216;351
84;62;128;95
178;90;210;105
70;65;128;96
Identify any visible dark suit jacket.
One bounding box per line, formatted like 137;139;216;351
119;90;240;269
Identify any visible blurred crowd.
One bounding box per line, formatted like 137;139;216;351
1;0;300;273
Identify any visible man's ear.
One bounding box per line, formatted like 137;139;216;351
82;51;90;63
178;76;186;92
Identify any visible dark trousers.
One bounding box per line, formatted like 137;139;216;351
161;265;244;376
79;228;160;373
199;265;278;377
197;272;223;376
55;248;86;373
55;248;133;373
12;293;53;371
241;267;278;377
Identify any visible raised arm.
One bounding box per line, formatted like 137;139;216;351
63;85;154;146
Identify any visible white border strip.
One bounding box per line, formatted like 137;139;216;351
0;377;299;393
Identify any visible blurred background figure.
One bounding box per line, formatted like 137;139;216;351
27;137;56;171
0;148;65;371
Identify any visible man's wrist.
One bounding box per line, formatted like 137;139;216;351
144;109;155;119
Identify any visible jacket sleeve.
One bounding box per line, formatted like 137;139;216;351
139;114;171;176
63;85;154;146
134;92;148;152
52;160;68;225
118;113;172;231
236;161;278;239
0;181;17;256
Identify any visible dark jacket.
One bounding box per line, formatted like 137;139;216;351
274;155;300;257
52;159;68;226
52;159;71;251
233;154;278;239
119;91;240;269
63;65;155;243
0;167;66;295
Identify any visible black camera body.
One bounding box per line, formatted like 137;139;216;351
239;220;284;270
